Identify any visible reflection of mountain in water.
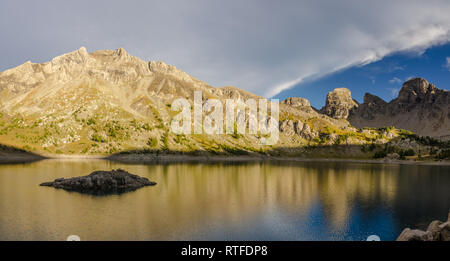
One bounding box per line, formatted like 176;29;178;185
0;160;449;240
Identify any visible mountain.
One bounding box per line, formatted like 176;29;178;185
0;47;435;157
320;78;449;138
320;88;359;119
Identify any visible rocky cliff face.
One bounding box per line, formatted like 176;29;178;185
348;78;449;137
354;93;388;120
320;88;359;119
281;97;315;113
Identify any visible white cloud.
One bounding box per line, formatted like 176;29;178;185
446;57;450;71
389;77;403;84
1;0;450;98
391;65;405;72
387;87;400;98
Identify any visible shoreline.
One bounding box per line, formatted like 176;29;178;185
1;152;450;166
105;153;450;166
0;154;45;164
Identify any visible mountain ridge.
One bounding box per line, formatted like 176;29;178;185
318;78;449;137
351;78;449;137
0;47;447;159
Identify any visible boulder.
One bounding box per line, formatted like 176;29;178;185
291;121;316;140
427;220;443;240
294;120;304;135
40;169;156;195
386;153;400;160
279;120;296;136
328;133;339;144
397;212;450;241
396;228;433;241
279;120;317;140
438;222;450;241
302;125;317;140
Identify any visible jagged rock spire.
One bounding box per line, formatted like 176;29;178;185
320;88;359;119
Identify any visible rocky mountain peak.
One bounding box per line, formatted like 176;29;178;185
0;47;155;104
320;88;359;119
282;97;311;107
397;78;438;104
50;46;91;65
148;61;194;83
351;93;388;121
2;60;35;77
116;47;128;57
282;97;314;113
78;46;89;56
348;78;449;137
363;93;387;106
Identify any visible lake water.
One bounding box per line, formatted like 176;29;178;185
0;159;449;241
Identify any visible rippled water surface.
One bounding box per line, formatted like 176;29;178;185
0;159;449;241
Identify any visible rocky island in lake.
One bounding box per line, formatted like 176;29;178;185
40;169;156;195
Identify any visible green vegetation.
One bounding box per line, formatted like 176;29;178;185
403;133;449;148
219;144;250;155
398;149;415;159
317;133;330;145
0;102;447;160
372;145;416;159
87;118;96;125
147;137;158;148
378;126;395;133
108;127;117;138
161;132;169;150
231;133;242;139
373;150;387;159
437;149;450;159
142;123;152;131
91;133;106;143
335;133;353;145
175;134;184;144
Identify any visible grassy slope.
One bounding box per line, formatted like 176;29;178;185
2;104;448;161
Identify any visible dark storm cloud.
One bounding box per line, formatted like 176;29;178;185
1;0;449;97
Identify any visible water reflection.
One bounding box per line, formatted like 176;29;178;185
0;160;448;240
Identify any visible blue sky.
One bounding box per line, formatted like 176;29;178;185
0;1;449;104
275;43;450;108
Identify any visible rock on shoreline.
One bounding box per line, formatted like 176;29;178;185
40;169;156;195
397;212;450;241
